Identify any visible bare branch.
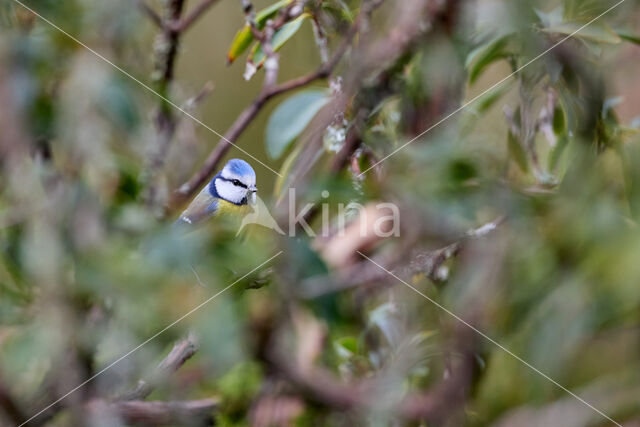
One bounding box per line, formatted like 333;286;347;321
90;398;219;425
135;0;163;28
301;216;506;298
120;333;199;401
170;0;221;33
182;81;216;113
144;0;187;208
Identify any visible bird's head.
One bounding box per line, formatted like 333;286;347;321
210;158;257;205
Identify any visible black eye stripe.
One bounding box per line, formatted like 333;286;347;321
220;177;248;189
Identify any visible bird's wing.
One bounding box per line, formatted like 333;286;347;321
177;186;219;225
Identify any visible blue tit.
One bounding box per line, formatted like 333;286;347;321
176;158;257;226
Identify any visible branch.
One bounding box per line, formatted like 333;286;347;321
182;81;215;113
301;216;506;298
135;0;220;34
144;0;187;207
91;398;218;425
120;333;199;401
135;0;163;28
170;0;221;33
156;0;187;91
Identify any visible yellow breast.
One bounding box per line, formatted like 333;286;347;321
216;199;251;217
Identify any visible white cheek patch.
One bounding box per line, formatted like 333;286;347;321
215;179;247;204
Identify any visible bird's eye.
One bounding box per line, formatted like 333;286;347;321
232;179;241;186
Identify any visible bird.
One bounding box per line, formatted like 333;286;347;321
176;158;257;226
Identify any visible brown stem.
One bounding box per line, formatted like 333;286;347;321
120;333;199;401
159;0;187;89
144;0;187;207
182;81;216;111
170;0;221;33
301;216;506;298
135;0;163;28
90;398;219;425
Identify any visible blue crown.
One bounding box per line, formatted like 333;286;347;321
226;158;255;177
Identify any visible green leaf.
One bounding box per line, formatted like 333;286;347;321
471;83;512;115
553;105;566;135
542;22;622;44
616;30;640;45
265;89;329;160
226;0;291;64
621;142;640;221
217;361;262;405
507;131;529;172
334;336;358;359
227;26;253;64
250;13;310;66
321;0;354;22
467;35;513;84
255;0;292;22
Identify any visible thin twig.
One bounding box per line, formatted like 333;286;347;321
182;81;215;112
89;398;219;425
135;0;163;28
120;333;200;401
170;0;221;32
300;216;506;298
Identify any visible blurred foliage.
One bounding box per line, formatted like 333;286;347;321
1;0;640;426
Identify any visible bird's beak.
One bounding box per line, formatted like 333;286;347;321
249;186;257;193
